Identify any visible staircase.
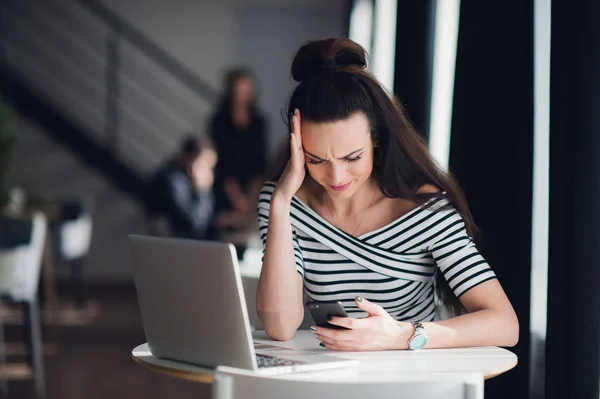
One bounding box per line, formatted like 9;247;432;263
0;0;219;205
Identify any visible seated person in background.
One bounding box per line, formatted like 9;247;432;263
146;135;217;240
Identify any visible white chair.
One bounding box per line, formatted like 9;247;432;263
57;208;93;308
0;212;47;397
58;213;92;260
213;368;484;399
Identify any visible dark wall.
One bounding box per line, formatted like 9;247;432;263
449;1;534;398
546;0;600;397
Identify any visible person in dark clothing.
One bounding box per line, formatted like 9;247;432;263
146;135;217;240
209;68;267;232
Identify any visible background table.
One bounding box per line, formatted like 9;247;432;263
132;330;517;384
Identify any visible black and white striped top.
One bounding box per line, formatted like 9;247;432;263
257;182;496;322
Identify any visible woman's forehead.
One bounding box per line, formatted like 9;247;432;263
302;114;372;157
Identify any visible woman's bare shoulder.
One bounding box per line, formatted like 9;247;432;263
417;184;441;194
295;178;320;203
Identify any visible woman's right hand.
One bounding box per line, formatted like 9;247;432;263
274;109;305;202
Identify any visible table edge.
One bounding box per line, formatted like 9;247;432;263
132;342;518;382
484;356;519;380
131;354;215;384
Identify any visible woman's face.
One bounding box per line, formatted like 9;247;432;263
189;149;217;190
232;76;255;105
301;112;375;200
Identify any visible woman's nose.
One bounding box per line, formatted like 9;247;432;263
327;163;345;184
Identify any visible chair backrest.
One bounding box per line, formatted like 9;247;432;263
59;213;93;260
213;368;483;399
57;196;94;260
0;213;47;300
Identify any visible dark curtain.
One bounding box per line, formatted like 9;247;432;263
449;1;534;398
546;0;600;397
393;0;437;139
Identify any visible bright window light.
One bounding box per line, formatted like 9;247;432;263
428;0;461;170
529;0;550;395
371;0;398;93
349;0;374;56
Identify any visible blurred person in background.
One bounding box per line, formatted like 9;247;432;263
146;135;217;240
209;68;267;242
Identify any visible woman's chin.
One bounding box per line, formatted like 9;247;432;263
326;182;361;199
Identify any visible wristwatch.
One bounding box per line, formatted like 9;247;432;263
408;321;427;350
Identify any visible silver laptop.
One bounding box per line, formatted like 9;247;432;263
128;235;358;375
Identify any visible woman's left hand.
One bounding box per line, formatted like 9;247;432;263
223;178;249;214
313;297;415;351
215;210;248;229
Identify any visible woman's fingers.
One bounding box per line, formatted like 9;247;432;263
292;109;302;148
289;130;297;156
290;111;304;171
275;108;305;202
316;334;356;348
290;110;301;153
320;342;359;352
327;316;368;330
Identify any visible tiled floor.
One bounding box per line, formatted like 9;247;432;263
2;287;212;399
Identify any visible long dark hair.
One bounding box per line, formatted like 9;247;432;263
275;37;474;315
215;68;258;118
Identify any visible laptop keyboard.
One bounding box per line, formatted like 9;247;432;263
256;353;306;368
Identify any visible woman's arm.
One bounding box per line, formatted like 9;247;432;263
411;184;518;348
257;110;308;341
317;282;518;351
256;193;305;341
419;280;519;348
419;201;519;348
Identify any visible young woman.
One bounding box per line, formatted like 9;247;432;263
256;37;518;351
210;68;267;233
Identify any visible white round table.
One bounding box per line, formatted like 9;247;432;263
132;331;517;384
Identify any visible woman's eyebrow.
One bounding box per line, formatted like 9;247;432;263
304;148;364;160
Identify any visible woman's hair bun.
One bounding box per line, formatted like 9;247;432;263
291;37;368;82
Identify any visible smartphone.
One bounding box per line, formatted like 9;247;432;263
305;301;350;330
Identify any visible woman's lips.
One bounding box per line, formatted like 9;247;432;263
329;182;352;192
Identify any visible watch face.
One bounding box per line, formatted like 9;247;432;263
410;335;427;350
